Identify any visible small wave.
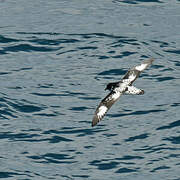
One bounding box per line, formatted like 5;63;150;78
69;106;89;111
43;127;107;137
0;131;40;141
164;49;180;54
115;155;144;160
89;160;119;170
156;76;176;82
0;72;11;75
0;171;20;178
150;166;170;173
108;109;165;118
0;97;18;119
9;103;43;113
156;120;180;130
134;144;178;153
98;69;126;76
0;131;73;143
112;51;136;58
78;46;97;50
27;153;77;164
72;175;89;179
113;0;163;5
32;91;86;97
68;32;125;39
163;136;180;144
1;97;45;114
125;133;149;142
115;167;139;173
29;38;79;46
151;40;169;48
78;96;100;100
0;35;19;43
152;64;164;69
2;44;60;53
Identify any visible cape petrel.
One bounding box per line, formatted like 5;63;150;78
92;58;154;127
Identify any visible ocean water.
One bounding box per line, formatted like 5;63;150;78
0;0;180;179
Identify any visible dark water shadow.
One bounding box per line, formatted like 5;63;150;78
163;136;180;144
98;69;126;76
0;35;20;43
134;143;179;153
0;171;20;178
27;153;77;164
43;127;107;137
0;131;73;143
150;166;170;172
32;91;86;98
89;160;119;170
125;133;149;142
69;106;89;111
115;167;139;173
2;44;60;54
112;0;163;5
108;109;165;118
0;97;18;119
156;120;180;130
115;155;144;161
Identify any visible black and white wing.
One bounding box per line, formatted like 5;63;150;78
122;58;154;85
124;85;144;95
92;90;122;127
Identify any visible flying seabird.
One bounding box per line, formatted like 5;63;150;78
92;58;154;127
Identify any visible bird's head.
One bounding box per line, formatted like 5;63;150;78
105;83;116;91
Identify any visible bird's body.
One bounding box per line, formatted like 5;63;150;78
92;58;154;127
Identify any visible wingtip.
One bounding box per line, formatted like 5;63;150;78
140;89;145;95
91;120;97;127
146;58;155;64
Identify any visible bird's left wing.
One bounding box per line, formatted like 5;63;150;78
92;90;122;127
122;58;154;85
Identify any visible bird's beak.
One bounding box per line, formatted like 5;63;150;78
105;87;107;91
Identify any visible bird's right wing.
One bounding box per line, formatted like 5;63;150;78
124;85;144;95
92;90;122;127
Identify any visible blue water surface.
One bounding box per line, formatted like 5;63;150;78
0;0;180;179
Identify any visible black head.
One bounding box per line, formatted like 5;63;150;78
105;82;116;91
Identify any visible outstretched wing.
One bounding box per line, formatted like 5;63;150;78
124;85;144;95
122;58;154;85
92;91;122;127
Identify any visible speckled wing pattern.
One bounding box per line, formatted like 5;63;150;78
122;58;154;85
92;90;122;127
92;58;154;127
124;86;144;95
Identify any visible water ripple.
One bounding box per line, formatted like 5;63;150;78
156;120;180;130
2;44;60;53
163;136;180;144
43;127;107;137
108;109;165;118
113;0;163;5
6;100;44;113
0;171;20;178
125;133;149;142
98;69;126;76
134;144;179;154
150;166;170;172
0;35;19;43
27;153;77;164
0;131;73;143
89;160;119;170
115;167;139;173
